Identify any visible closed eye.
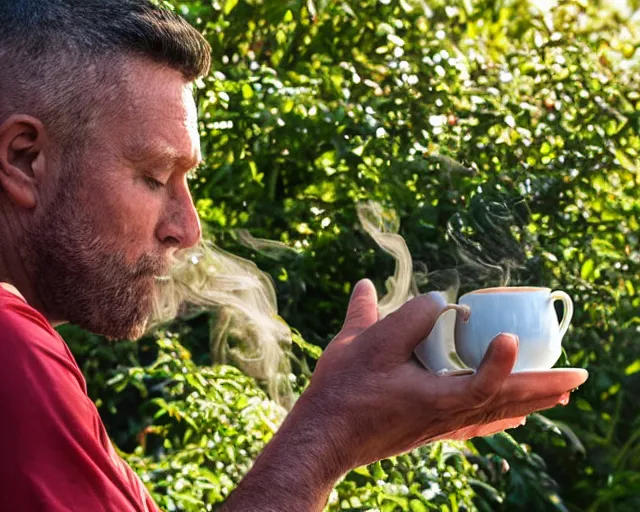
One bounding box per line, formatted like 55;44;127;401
143;175;165;190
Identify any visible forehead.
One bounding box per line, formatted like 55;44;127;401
115;61;201;167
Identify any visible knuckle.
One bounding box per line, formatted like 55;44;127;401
407;294;442;318
385;294;437;324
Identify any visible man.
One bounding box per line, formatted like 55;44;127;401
0;1;587;511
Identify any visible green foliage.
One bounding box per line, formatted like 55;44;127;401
82;332;482;511
120;335;286;511
61;0;640;511
329;445;477;511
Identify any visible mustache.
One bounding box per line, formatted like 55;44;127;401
130;252;175;279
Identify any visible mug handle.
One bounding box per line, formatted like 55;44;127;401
550;290;574;338
436;303;471;322
433;303;472;374
414;292;472;375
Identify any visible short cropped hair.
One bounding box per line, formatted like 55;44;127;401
0;0;211;154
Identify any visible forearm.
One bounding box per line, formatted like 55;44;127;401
220;394;348;512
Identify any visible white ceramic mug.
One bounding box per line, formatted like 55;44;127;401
415;287;574;373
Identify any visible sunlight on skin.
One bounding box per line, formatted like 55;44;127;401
0;282;26;301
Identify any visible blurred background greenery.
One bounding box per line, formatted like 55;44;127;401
59;0;640;510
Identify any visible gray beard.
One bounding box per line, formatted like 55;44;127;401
21;183;165;340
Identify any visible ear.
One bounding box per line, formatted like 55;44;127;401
0;115;48;210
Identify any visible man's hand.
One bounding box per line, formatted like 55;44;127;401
222;279;588;511
302;279;586;469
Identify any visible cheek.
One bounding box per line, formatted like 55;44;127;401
79;179;163;257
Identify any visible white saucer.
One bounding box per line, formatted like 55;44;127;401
512;367;587;375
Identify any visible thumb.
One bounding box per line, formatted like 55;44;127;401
341;279;379;335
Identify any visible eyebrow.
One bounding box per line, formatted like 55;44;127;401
125;142;202;172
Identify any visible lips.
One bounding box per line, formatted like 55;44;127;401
131;257;171;280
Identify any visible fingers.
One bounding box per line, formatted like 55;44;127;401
434;416;527;442
464;368;588;410
426;341;585;410
501;368;589;399
465;416;527;438
433;392;570;442
340;279;379;337
466;334;519;407
369;293;448;357
468;392;570;432
411;368;585;432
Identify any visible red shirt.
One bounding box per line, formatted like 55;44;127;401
0;287;159;511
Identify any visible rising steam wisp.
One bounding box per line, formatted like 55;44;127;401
150;239;294;408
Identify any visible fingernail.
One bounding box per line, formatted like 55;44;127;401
354;279;372;292
497;333;519;345
559;392;570;406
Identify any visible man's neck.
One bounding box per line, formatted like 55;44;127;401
0;211;63;326
0;246;35;306
0;223;45;315
0;206;32;301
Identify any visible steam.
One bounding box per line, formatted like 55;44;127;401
150;240;294;408
445;195;526;289
357;202;420;318
147;197;524;409
357;197;526;316
234;229;298;261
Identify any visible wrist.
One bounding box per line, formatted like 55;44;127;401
277;388;354;481
223;390;352;511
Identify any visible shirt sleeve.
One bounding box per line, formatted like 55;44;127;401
0;298;160;512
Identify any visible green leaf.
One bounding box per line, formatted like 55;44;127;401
624;360;640;376
581;259;595;280
576;398;593;412
241;83;254;99
291;331;323;359
223;0;239;15
351;466;371;477
614;148;638;172
106;373;129;393
409;499;428;512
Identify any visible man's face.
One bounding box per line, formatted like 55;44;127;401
23;61;202;339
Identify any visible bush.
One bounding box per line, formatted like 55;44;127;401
61;0;640;510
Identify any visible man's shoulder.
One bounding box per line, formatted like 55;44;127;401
0;288;54;338
0;287;62;352
0;288;86;390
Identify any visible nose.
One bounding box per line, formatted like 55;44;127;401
156;179;202;250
